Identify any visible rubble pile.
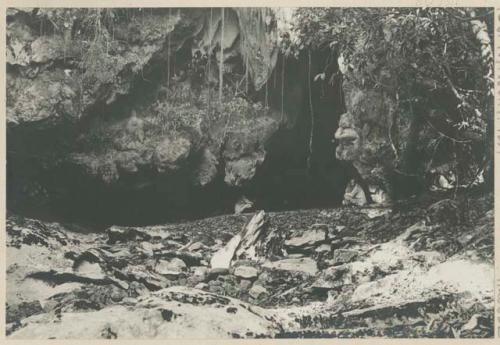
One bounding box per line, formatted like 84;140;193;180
6;194;494;338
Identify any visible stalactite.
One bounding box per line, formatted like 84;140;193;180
219;8;225;104
307;49;314;173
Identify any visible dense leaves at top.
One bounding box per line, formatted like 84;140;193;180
289;8;494;186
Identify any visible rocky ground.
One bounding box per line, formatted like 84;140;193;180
6;192;494;339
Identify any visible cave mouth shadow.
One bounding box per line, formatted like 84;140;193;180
6;41;356;229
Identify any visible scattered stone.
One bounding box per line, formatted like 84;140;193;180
332;249;358;265
106;226;151;244
226;306;238;314
195;282;208;290
164;240;183;249
187;242;205;252
331;237;364;248
287;253;305;258
311;265;349;291
155;258;187;277
310;224;328;231
461;314;489;332
334;225;345;234
315;244;331;253
207;268;229;280
235;211;267;260
138;242;162;256
249;285;268;299
362;208;390;219
74;261;106;280
239;279;253;290
233;266;259;280
209;284;225;295
191;266;208;277
285;229;327;249
210;234;242;270
187;266;208;285
160;308;176;321
262;258;318;276
158;250;203;266
108;277;129;290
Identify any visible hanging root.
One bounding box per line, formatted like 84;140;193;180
307;49;314;173
219;8;225;105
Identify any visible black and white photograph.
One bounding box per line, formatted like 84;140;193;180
4;5;496;339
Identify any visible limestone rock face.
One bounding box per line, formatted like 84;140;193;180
6;9;181;128
6;8;286;220
192;148;219;186
222;116;279;187
153;136;192;173
334;86;399;186
224;153;266;187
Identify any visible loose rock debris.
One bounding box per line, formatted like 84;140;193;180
6;194;494;338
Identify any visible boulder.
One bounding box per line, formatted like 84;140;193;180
332;249;359;265
249;285;268;299
285;229;327;250
315;244;332;253
155;258;187;277
233;266;259;280
239;279;253;290
74;261;106;280
157;250;203;267
311;265;348;291
343;180;367;206
262;258;318;276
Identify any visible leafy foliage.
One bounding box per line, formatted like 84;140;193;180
290;8;494;187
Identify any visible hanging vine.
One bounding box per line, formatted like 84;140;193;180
307;49;314;173
163;8;173;132
167;8;172;91
281;54;285;123
207;8;213;120
245;54;249;94
219;8;224;104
